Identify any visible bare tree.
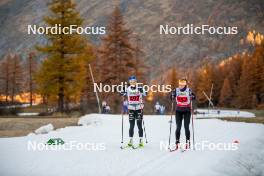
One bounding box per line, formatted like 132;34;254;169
26;52;38;106
0;54;12;103
10;54;24;104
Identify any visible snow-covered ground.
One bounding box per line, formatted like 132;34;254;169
0;114;263;176
196;109;255;118
17;112;40;116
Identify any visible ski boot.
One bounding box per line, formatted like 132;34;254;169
127;138;133;147
170;142;179;152
185;140;191;150
139;138;144;148
175;142;180;150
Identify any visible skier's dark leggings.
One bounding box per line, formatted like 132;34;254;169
129;110;143;137
175;111;191;143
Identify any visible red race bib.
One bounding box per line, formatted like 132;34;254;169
177;96;188;103
129;95;140;101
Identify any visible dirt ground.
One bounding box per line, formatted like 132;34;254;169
0;116;79;137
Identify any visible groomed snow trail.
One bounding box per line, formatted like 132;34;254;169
0;114;263;176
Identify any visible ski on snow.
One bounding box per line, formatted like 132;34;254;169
120;145;131;149
169;147;188;153
120;145;144;150
132;145;144;149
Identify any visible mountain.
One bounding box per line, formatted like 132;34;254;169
0;0;263;76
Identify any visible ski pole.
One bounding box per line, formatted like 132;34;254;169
138;102;148;143
168;101;174;150
139;104;148;144
191;100;195;150
121;97;124;144
142;117;148;143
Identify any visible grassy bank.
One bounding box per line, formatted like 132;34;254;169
216;109;264;124
220;117;264;124
0;116;79;137
246;109;264;117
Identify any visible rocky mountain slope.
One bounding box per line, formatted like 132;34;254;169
0;0;263;75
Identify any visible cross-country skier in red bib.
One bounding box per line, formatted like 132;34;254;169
171;78;195;150
122;76;147;148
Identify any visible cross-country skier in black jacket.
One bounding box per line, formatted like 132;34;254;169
171;78;195;150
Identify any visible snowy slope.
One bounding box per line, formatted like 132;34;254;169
0;114;263;176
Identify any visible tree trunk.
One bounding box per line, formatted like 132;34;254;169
5;77;9;103
58;77;64;112
29;54;33;106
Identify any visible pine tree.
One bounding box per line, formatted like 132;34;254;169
35;0;88;112
219;78;232;106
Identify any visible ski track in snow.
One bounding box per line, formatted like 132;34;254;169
0;114;263;176
125;151;169;176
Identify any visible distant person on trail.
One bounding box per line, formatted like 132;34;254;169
105;105;111;113
121;76;147;148
154;102;161;114
160;105;165;115
171;78;195;150
102;101;107;113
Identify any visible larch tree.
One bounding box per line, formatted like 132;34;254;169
226;55;243;107
98;6;135;112
132;35;148;83
196;63;214;106
35;0;89;112
98;6;135;84
80;43;97;113
210;65;223;105
236;54;255;108
261;44;264;104
170;67;178;90
251;41;264;104
219;78;232;106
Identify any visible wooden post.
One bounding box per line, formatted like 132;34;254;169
88;64;101;113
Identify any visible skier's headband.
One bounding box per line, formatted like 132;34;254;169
178;79;187;86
